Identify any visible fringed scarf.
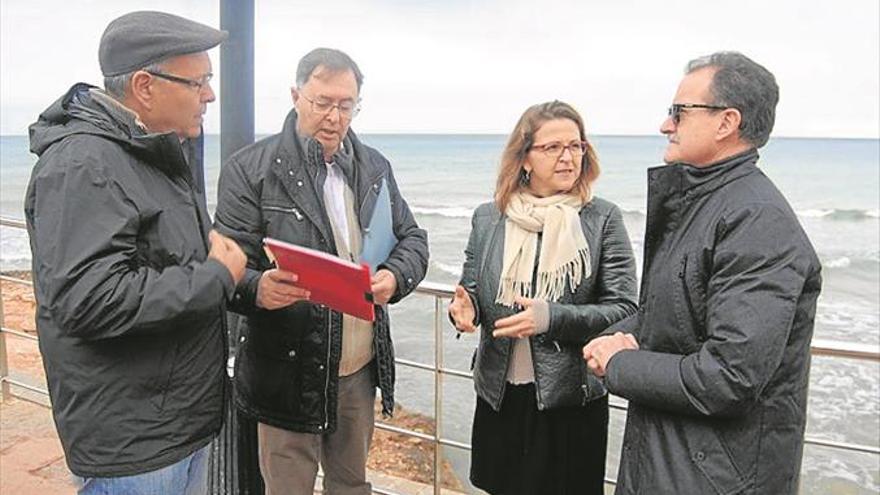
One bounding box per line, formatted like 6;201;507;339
496;191;591;306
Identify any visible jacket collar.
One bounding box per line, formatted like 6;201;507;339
273;110;385;229
642;148;760;250
29;83;193;182
647;148;759;206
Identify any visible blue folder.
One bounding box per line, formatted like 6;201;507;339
361;178;398;273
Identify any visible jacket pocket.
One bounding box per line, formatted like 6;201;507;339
690;425;751;495
262;204;305;220
236;319;305;415
672;254;708;345
148;342;181;412
260;203;322;250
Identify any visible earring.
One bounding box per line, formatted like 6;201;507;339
519;169;531;186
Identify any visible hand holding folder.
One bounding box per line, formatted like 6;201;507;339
360;178;398;273
263;238;375;321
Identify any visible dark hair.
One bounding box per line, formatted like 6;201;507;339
686;51;779;148
295;47;363;91
495;101;600;213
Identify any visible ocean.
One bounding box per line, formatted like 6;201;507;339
2;133;878;493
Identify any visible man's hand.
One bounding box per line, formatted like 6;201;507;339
448;285;477;333
208;230;246;284
256;269;311;310
370;269;397;306
582;332;639;377
492;296;538;339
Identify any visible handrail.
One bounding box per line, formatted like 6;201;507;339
1;215;878;494
0;217;26;229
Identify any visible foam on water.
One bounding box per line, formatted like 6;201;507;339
433;261;463;277
411;206;474;219
797;208;880;221
823;257;852;269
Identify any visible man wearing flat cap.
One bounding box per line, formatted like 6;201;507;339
25;11;245;494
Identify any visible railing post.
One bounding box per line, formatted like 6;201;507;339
0;284;10;401
433;296;443;495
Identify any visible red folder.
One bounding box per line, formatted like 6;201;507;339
263;237;375;322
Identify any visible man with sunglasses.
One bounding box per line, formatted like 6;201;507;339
25;11;246;494
583;52;821;494
214;48;428;494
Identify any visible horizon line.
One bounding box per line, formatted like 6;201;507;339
1;132;877;141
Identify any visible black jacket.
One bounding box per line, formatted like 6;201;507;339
459;198;638;411
214;109;428;433
24;84;234;477
605;150;822;494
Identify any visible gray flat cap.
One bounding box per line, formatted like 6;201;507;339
99;11;228;77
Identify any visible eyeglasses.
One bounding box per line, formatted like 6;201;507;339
667;103;728;124
530;140;588;159
145;70;213;92
300;93;361;118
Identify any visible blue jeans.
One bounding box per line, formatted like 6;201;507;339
74;443;211;495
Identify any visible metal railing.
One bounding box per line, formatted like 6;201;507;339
2;215;879;494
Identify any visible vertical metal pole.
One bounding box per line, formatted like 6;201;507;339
433;296;443;495
0;286;10;401
216;3;256;494
220;0;255;164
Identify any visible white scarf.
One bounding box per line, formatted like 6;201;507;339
496;191;591;306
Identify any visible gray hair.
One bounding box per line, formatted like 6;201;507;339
103;60;166;99
686;51;779;148
295;48;363;91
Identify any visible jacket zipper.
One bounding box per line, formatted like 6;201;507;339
481;217;508;405
530;233;546;410
262;205;304;220
323;307;332;429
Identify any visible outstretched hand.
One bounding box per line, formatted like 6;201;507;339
448;285;477;333
492;296;538;339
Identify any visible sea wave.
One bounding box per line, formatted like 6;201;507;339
797;208;879;221
823;257;852;269
411;206;474;219
433;261;462;277
621;208;647;218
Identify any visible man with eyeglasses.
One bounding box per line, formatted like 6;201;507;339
583;52;821;494
24;11;246;495
215;47;428;494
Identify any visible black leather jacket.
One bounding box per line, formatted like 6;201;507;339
459;197;638;411
605;150;822;494
215;110;429;433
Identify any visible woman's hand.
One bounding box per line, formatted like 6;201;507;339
448;285;477;333
492;296;538;339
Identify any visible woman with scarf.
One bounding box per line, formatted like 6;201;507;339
449;101;638;494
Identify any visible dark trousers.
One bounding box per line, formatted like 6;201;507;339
470;383;609;495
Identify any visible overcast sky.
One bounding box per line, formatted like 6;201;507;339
2;0;878;137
